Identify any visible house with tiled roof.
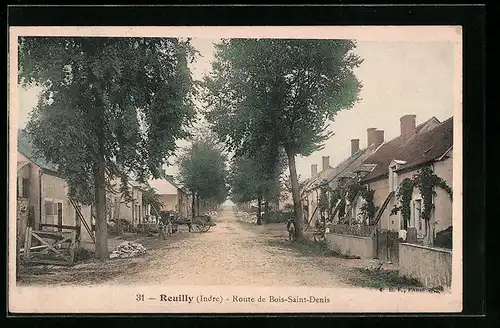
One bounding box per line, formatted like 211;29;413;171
356;115;453;244
300;126;389;227
16;129;94;246
108;178;150;226
300;156;335;225
148;172;190;220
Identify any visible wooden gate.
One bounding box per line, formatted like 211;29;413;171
23;227;77;265
17;198;29;278
376;229;400;264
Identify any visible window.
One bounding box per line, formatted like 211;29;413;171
22;178;29;198
45;201;56;216
392;171;398;192
410;200;415;228
389;165;398;192
44;200;62;230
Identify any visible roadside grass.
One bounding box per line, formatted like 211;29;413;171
268;238;432;291
267;238;356;258
348;267;424;290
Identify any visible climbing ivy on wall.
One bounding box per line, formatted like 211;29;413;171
329;188;341;211
413;167;453;221
328;178;379;225
390;167;453;226
318;187;329;213
359;188;379;225
346;178;364;203
390;178;415;224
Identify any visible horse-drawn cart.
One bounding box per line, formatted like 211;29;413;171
171;215;216;233
154;209;215;239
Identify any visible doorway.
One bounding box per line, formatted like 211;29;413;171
57;202;63;231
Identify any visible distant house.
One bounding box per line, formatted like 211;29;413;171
357;115;453;244
300;156;334;225
107;179;149;226
16;129;93;245
148;174;189;219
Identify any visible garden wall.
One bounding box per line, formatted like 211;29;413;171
399;243;452;287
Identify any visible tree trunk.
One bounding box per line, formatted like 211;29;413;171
196;194;200;216
94;161;108;260
257;197;262;225
113;196;120;221
285;148;304;241
263;199;270;224
191;192;196;220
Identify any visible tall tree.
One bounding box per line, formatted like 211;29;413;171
19;37;197;258
229;148;285;224
177;134;229;219
203;39;362;240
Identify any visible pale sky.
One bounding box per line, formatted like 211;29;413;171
17;38;457;185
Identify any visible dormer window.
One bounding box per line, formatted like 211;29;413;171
388;160;407;192
389;164;398;192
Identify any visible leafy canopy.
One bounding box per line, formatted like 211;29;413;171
177;134;229;205
19;37;197;204
229;150;285;205
203;38;363;157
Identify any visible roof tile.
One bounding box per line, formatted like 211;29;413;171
362;117;453;182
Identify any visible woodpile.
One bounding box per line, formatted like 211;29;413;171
109;241;147;259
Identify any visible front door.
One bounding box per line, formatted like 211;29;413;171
415;199;425;238
57;203;63;231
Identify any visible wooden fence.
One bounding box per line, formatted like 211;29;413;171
22;227;77;266
376;229;400;264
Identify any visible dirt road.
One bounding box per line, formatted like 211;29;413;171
107;207;365;287
19;207;403;288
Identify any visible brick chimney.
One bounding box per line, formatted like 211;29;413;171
374;130;385;148
311;164;318;177
400;114;417;140
351;139;360;156
322;156;330;171
367;128;377;147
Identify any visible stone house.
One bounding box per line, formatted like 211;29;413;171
300;156;334;226
300;128;384;227
148;175;189;219
357;115;453;244
107;179;149;225
16;129;93;245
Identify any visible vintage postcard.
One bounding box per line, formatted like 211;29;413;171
8;26;462;314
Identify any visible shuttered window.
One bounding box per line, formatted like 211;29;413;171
45;201;56;215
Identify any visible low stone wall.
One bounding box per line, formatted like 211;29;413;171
325;233;377;259
330;224;377;237
399;243;452;287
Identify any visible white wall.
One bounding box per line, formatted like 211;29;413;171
399;243;452;287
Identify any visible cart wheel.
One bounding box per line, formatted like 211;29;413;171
194;223;204;233
201;224;210;233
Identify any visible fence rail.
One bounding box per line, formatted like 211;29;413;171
40;223;79;231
